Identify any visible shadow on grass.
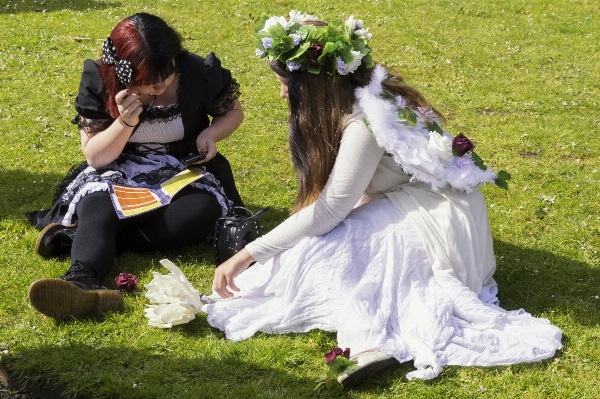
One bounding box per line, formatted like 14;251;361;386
0;167;65;222
0;0;119;15
493;240;600;327
2;343;323;399
2;238;597;398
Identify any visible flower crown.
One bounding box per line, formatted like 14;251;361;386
255;10;374;75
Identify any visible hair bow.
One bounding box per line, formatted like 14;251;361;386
102;37;133;85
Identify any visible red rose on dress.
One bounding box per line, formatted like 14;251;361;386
115;273;139;292
307;43;324;65
452;133;475;156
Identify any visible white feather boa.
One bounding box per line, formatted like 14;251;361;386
355;65;498;193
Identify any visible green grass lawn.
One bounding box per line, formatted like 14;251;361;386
1;0;599;397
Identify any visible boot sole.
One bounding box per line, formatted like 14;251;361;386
35;222;76;258
28;279;123;320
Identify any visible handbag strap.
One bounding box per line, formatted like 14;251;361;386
230;206;270;222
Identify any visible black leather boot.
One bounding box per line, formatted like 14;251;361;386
35;222;77;258
28;261;123;320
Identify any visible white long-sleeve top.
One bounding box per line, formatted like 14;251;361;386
246;108;405;263
246;106;497;295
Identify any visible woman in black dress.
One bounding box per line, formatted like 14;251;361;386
28;12;244;320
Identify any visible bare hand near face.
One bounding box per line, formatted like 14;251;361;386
115;89;144;126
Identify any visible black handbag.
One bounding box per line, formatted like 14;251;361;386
213;206;270;266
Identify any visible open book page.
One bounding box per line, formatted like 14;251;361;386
108;168;204;219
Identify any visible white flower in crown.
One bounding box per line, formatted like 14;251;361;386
345;15;365;31
340;51;364;75
260;15;289;32
288;10;318;24
345;15;357;30
426;131;454;161
345;16;371;40
354;28;372;40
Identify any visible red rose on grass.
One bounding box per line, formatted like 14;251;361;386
115;273;139;292
307;43;324;65
452;133;475;156
325;347;351;364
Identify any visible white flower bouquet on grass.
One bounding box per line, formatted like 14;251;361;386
144;259;209;328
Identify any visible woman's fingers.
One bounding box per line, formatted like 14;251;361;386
213;250;253;298
195;136;217;163
203;141;217;162
213;274;233;298
116;92;143;126
115;89;130;105
120;94;142;111
125;101;144;118
227;278;240;293
116;91;141;111
213;267;242;298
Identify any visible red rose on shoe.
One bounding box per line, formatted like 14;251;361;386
115;273;139;292
325;347;351;364
317;347;358;390
342;348;350;359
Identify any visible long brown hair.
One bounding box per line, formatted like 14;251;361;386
98;13;183;119
271;58;442;213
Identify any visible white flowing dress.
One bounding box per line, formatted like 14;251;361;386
203;99;562;380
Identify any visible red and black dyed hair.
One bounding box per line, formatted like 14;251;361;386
98;12;183;118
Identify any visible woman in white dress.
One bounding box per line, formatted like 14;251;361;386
207;11;562;386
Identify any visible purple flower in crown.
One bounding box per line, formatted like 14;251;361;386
336;57;346;74
289;33;301;46
255;49;266;57
262;37;274;49
286;60;301;71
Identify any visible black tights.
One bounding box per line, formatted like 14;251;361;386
72;186;223;279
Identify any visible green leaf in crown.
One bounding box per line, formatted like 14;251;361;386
287;41;310;64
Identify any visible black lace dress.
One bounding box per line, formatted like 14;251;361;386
30;51;244;229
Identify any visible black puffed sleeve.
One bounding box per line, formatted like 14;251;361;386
73;59;110;120
199;52;234;112
71;60;114;134
208;78;241;116
179;52;240;140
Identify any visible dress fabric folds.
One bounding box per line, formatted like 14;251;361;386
203;198;562;380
